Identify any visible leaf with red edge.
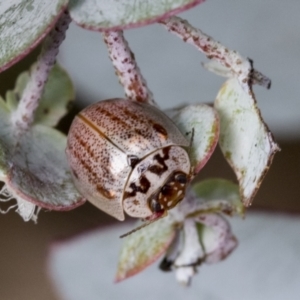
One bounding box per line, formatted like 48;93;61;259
0;63;84;216
0;0;68;72
116;217;175;282
0;104;84;213
69;0;205;31
166;104;219;174
4;124;85;211
214;78;279;206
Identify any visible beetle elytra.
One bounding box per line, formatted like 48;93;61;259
66;98;191;221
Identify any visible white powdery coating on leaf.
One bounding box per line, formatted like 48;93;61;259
0;60;83;214
166;104;219;174
215;78;279;206
69;0;203;30
0;0;68;71
5;125;84;210
116;217;175;281
191;179;244;217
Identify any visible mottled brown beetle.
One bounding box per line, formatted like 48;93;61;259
66;98;191;222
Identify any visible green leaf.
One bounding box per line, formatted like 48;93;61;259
6;63;74;126
34;64;74;126
214;78;279;206
192;178;244;216
0;0;68;72
69;0;204;30
116;217;175;282
166;104;219;174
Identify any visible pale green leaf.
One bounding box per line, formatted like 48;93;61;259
214;78;279;206
192;178;244;216
69;0;204;30
0;97;83;210
34;64;74;126
166;104;219;174
0;0;68;72
3;124;84;210
116;217;175;282
5;63;74;126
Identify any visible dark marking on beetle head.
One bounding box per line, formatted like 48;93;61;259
124;175;150;198
148;147;170;176
127;155;140;168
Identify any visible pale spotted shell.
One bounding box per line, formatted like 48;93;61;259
66;98;191;221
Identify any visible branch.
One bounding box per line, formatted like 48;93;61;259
159;16;271;91
11;10;71;132
102;30;156;106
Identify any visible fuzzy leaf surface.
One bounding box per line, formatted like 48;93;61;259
116;217;175;282
214;78;279;206
4;124;84;210
0;63;83;210
166;104;219;174
6;64;74;127
69;0;204;30
192;178;244;216
0;0;68;72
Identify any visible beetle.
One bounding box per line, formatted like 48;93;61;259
66;98;191;222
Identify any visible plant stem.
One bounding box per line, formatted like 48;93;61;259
102;30;156;106
159;16;253;91
11;10;71;132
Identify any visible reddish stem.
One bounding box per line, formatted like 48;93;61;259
11;11;71;131
159;16;253;91
103;31;156;106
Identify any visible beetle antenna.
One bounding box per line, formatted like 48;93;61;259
119;211;167;238
119;220;154;238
